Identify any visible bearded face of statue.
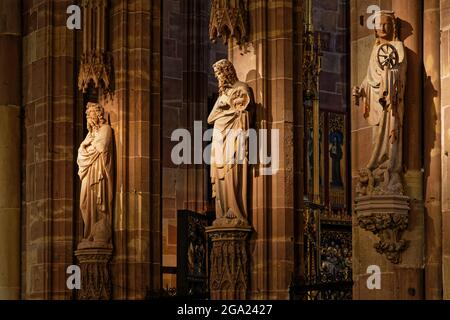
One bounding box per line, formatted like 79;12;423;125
87;110;98;133
213;60;239;96
86;105;105;133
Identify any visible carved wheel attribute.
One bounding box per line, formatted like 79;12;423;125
377;43;399;69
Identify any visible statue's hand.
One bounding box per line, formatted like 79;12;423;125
352;86;362;106
352;86;362;97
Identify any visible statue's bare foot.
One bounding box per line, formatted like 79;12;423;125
226;209;237;219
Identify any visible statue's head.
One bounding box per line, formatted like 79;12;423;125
359;168;371;182
374;11;397;42
86;102;106;132
213;59;239;95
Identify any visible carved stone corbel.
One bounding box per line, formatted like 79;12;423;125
78;0;112;95
355;195;410;264
209;0;249;46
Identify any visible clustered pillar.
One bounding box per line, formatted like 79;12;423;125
0;0;21;300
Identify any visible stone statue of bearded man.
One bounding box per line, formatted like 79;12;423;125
77;102;114;249
208;59;253;227
353;10;407;196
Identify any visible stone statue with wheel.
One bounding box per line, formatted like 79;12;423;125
353;10;406;196
352;10;410;265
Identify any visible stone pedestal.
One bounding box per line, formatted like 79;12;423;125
75;248;113;300
355;195;410;264
206;226;252;300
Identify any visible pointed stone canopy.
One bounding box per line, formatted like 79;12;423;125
209;0;249;46
78;0;112;95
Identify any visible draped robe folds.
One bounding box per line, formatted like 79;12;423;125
208;81;252;226
359;40;406;192
77;124;114;247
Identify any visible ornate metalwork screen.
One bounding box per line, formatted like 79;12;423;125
291;110;352;300
177;210;214;298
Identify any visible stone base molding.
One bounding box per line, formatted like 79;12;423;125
75;248;113;300
206;226;252;300
355;195;410;264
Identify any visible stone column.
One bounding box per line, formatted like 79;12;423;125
351;0;424;300
392;0;425;300
440;0;450;300
423;0;442;300
181;0;210;213
0;0;21;300
107;0;162;299
227;0;304;299
22;0;77;299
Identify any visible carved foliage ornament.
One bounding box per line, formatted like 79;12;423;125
355;195;410;264
358;212;408;264
209;0;249;46
78;0;112;94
